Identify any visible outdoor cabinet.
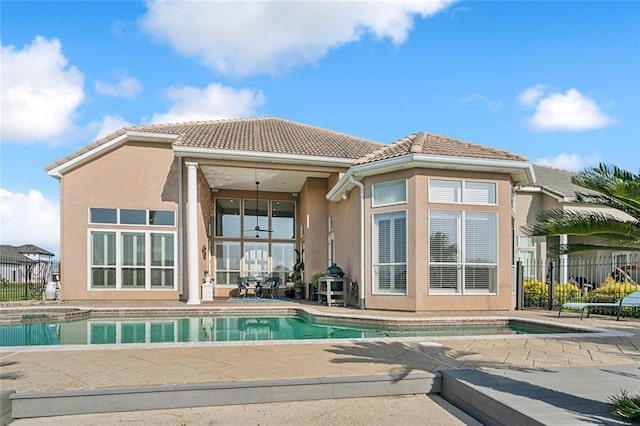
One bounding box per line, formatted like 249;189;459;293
317;277;348;307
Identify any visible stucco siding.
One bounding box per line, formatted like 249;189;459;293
59;142;179;300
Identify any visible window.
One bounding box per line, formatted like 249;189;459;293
372;180;407;207
91;231;116;287
328;214;334;231
215;241;240;285
429;210;497;294
121;232;145;287
243;199;269;239
372;211;407;294
271;242;295;284
429;179;496;205
243;242;269;280
150;210;175;226
271;201;295;239
151;233;174;288
89;230;175;289
215;198;240;237
328;234;335;266
90;208;117;224
121;209;146;225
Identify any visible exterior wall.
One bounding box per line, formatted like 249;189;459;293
59;142;179;300
299;177;329;289
360;168;516;312
328;173;361;287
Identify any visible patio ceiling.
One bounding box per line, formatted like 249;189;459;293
200;165;330;193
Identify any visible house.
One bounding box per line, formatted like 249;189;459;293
0;244;55;283
514;164;638;287
46;117;534;311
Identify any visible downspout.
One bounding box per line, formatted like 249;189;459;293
177;157;184;296
348;175;365;310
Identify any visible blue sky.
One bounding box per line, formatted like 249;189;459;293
1;1;639;257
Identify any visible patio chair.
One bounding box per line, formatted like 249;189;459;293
558;290;640;320
236;276;250;298
264;276;280;299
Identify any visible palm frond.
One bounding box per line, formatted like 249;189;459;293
526;210;640;240
529;163;640;252
573;164;640;213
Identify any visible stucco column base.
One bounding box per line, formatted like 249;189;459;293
186;299;201;305
202;283;214;302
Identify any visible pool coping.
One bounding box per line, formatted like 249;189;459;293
0;305;630;353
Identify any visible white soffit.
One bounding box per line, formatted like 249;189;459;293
202;166;329;192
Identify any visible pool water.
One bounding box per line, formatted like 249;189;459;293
0;315;566;347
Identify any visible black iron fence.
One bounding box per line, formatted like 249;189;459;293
517;253;640;317
0;256;60;302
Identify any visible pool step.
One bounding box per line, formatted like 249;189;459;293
9;372;440;420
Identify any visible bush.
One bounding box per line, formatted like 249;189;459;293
524;279;548;307
610;390;640;420
554;283;580;305
524;280;581;307
588;277;639;302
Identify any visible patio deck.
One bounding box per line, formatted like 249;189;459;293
2;299;640;424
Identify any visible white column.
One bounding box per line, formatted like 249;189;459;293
186;161;201;305
560;234;569;284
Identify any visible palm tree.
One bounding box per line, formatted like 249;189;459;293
525;164;640;253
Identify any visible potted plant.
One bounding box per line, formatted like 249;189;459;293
310;272;323;301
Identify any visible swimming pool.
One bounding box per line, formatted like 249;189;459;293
0;309;581;347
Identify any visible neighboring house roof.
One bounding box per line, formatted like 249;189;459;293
13;244;55;256
0;245;55;262
524;165;596;200
45;117;384;172
354;132;528;165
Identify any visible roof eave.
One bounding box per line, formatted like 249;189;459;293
327;154;535;201
47;131;178;179
173;146;355;167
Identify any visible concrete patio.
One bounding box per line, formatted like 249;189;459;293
1;300;639;424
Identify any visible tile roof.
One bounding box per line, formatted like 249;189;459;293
46;117;384;171
0;245;54;263
353;132;528;165
530;164;597;198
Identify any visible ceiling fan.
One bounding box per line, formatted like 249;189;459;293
250;181;273;238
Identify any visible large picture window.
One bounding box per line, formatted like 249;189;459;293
372;211;407;294
89;230;175;290
429;210;497;294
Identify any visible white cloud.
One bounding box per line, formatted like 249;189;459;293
95;73;142;98
460;93;502;111
517;84;545;106
1;36;84;142
140;0;453;78
88;115;133;140
519;87;614;132
0;189;59;256
535;153;601;172
150;83;266;124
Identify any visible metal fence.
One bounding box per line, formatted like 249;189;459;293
517;253;640;317
0;256;60;302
